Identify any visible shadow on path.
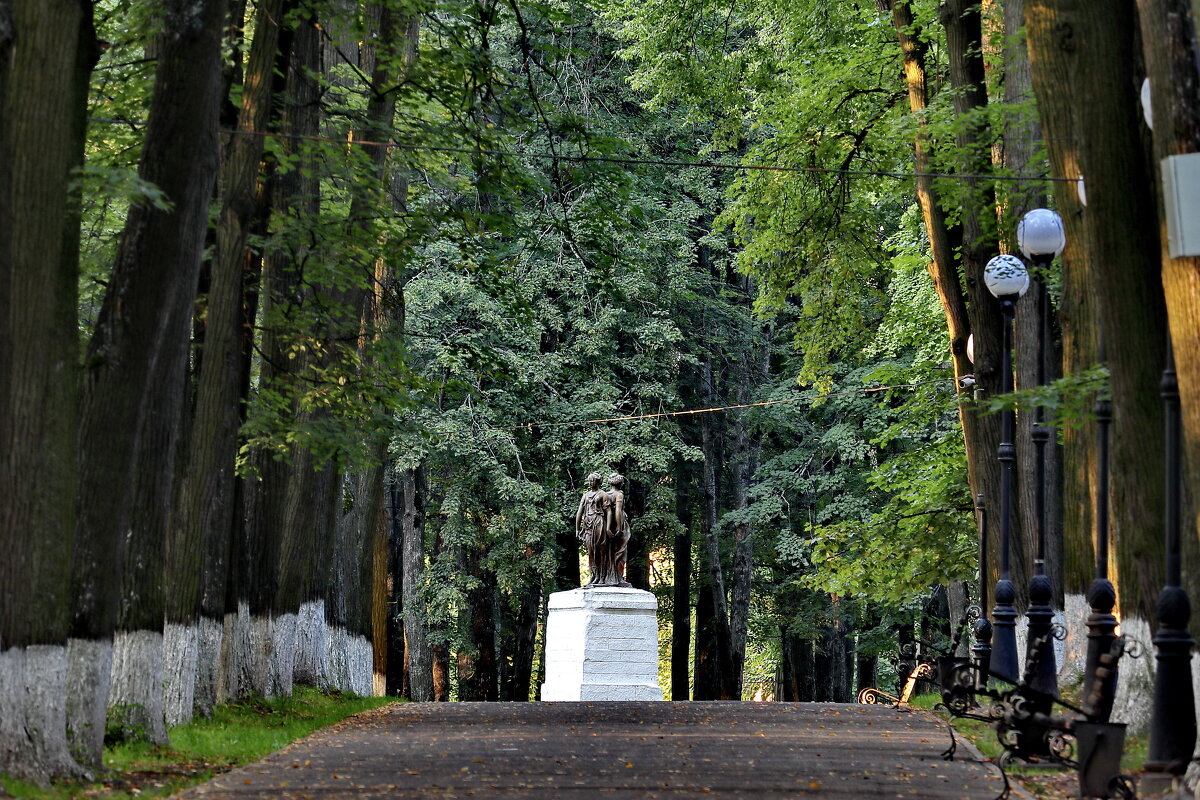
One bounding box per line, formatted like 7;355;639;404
179;701;1011;798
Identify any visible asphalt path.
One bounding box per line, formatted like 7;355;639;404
180;701;1016;799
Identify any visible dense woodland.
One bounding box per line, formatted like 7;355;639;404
4;0;1200;786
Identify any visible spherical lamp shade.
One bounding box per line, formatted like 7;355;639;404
1017;208;1066;262
984;254;1030;299
966;333;975;365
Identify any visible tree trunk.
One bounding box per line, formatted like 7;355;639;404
624;477;652;589
699;360;738;699
498;581;541;701
728;335;766;695
942;0;1016;602
457;538;498;702
386;474;407;697
1026;0;1167;628
167;0;269;726
856;651;878;694
402;465;434;700
1136;0;1200;556
881;0;1006;591
432;642;451;701
0;0;95;781
671;477;694;701
70;0;225;758
1000;0;1066;609
692;568;719;700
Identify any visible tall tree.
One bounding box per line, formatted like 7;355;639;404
0;0;96;782
68;0;227;757
1026;0;1168;626
166;0;278;722
1136;0;1200;540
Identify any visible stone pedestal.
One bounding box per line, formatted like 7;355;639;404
540;587;663;701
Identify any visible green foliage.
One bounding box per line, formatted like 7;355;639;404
74;0;1019;694
104;704;149;747
977;364;1110;433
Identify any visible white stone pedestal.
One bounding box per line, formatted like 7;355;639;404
540;587;663;701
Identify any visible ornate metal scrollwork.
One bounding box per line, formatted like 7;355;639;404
857;661;936;708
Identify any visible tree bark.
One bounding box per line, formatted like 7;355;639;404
624;477;652;589
671;476;694;701
432;642;451;701
498;581;541;701
1026;0;1167;625
167;0;269;725
1136;0;1200;553
941;0;1016;602
728;334;766;695
693;567;719;700
699;359;738;699
999;0;1066;608
457;541;498;701
386;474;408;697
0;0;96;781
402;465;435;700
69;0;225;757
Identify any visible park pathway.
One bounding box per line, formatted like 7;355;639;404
180;701;1015;799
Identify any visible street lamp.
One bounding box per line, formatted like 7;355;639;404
983;253;1029;684
1145;339;1196;777
1082;336;1118;722
964;342;991;693
1017;209;1065;700
972;492;992;693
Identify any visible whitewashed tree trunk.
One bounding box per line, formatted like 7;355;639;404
350;634;373;697
326;625;350;692
0;645;84;783
355;633;374;695
217;606;242;703
1058;593;1090;687
65;637;113;766
293;599;330;688
109;630;168;744
269;612;297;697
1111;614;1153;734
194;615;224;715
162;621;199;726
248;613;273;697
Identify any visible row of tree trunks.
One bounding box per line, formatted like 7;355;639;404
777;622;858;703
996;0;1067;610
697;375;738;699
1137;0;1200;553
0;0;97;782
1025;0;1168;627
168;0;280;729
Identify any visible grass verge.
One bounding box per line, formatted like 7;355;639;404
1;687;395;800
909;692;1148;800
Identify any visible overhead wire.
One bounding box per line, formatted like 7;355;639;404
85;116;1079;185
487;377;953;432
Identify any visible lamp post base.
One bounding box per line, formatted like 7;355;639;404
990;579;1019;684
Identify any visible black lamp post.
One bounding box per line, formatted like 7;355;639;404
971;492;992;692
1082;337;1118;722
1016;208;1065;699
983;253;1030;684
1145;339;1196;776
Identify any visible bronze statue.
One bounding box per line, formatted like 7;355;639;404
575;471;631;588
607;473;632;588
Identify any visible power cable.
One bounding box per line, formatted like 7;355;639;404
86;116;1079;184
488;377;952;431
